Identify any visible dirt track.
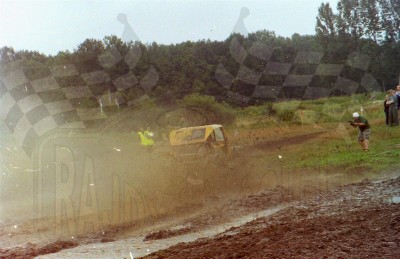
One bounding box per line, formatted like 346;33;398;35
1;169;399;258
0;126;399;258
142;176;400;258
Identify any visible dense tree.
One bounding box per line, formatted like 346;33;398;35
378;0;400;42
0;46;16;63
316;2;337;49
73;38;105;72
1;1;400;107
317;0;400;44
315;0;399;89
50;50;74;65
360;0;381;42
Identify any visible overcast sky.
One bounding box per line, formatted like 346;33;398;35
0;0;339;56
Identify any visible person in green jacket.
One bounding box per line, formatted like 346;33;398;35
350;112;371;152
137;126;155;151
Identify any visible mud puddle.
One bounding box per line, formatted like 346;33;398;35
36;206;285;258
387;196;400;204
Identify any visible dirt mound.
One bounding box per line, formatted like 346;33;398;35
144;225;193;241
142;177;400;258
0;240;78;259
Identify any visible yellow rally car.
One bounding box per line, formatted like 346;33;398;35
165;124;229;161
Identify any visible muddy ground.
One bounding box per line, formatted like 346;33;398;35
0;125;399;258
143;176;400;259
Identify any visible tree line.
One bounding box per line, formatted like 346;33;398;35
1;0;399;106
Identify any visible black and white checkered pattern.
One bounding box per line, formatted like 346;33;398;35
0;47;159;156
1;38;382;156
215;37;381;104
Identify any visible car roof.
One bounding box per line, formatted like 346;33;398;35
169;124;223;146
172;124;223;131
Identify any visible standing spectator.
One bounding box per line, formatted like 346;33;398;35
350;112;371;151
396;85;400;110
387;89;399;127
384;95;390;126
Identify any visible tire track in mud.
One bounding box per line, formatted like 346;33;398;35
242;130;328;151
142;176;400;259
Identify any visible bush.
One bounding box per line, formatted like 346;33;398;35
320;102;347;122
179;94;236;125
272;101;300;121
292;110;319;124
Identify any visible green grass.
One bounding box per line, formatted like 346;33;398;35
231;92;399;175
235;93;384;126
284;123;400;173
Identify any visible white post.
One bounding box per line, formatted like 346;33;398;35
114;99;120;110
98;99;103;114
360;106;365;116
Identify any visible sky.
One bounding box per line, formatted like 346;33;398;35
0;0;339;56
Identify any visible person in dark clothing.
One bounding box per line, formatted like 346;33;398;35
384;95;390;126
396;85;400;110
387;89;399;126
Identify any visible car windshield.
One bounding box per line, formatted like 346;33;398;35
214;127;225;142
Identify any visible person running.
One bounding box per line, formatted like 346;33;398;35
350;112;371;151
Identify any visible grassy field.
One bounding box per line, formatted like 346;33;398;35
287;123;400;173
131;92;398;177
226;92;400;175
